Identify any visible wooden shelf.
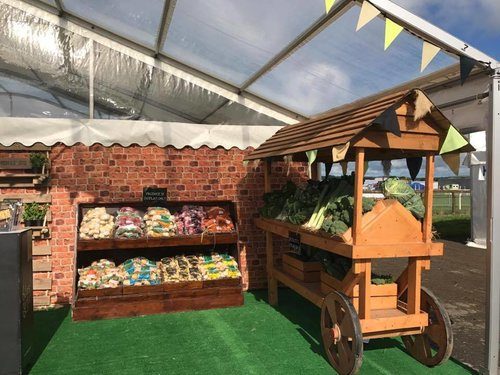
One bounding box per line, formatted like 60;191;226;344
77;232;238;251
72;278;243;321
0;173;49;188
255;215;443;259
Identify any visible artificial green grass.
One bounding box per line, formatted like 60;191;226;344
29;290;475;375
433;215;471;242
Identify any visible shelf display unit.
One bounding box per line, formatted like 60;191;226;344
72;200;243;321
244;89;472;374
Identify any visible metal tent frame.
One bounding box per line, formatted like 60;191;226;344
2;0;500;372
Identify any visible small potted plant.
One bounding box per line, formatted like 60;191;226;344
22;203;47;227
29;153;48;174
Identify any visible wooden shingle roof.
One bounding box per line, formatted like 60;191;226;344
245;89;473;162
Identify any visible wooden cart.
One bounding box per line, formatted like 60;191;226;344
245;89;472;374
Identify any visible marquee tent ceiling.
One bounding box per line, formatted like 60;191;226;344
1;0;497;127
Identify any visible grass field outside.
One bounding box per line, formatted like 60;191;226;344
433;214;471;243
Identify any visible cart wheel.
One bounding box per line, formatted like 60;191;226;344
321;291;363;375
401;287;453;366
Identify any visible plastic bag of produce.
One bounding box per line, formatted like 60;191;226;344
119;257;161;286
77;259;125;289
144;207;177;238
79;207;115;240
175;205;206;235
202;207;235;233
382;178;425;219
114;207;144;239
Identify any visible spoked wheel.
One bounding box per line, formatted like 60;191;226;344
401;287;453;366
320;291;363;375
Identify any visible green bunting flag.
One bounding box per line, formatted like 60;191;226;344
325;0;336;13
363;161;369;176
373;107;401;136
460;55;476;85
439;126;468;154
384;19;403;50
406;157;423;180
306;149;318;178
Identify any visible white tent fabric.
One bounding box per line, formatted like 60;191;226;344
0;118;282;149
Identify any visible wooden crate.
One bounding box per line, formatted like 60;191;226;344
320;270;397;310
282;253;321;283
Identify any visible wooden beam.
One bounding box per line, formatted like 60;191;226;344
358;259;371;319
33;278;52;291
32;245;51;256
263;159;278;305
423;153;435;242
352;131;440;151
407;258;422;314
33;295;51;307
353;148;365;245
33;260;51;272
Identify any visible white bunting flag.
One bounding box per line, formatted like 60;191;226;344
356;1;380;31
421;41;440;72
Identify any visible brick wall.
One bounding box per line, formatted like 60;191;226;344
1;144;308;304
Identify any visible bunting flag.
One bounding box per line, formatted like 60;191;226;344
325;0;336;13
440;125;468;154
283;155;293;176
413;90;434;121
421;41;440;72
356;1;380;31
406;157;423;180
325;163;333;177
363;161;369;176
373;107;401;136
253;159;261;168
306;149;318;178
460;55;476;85
384;19;403;50
441;153;461;175
381;159;392;176
332;142;350;162
340;161;348;175
243;160;249;167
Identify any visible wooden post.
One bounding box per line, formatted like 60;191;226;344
407;258;422;314
423;153;435;242
264;159;278;305
353;148;365;245
358;260;371;320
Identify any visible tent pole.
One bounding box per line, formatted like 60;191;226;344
486;67;500;374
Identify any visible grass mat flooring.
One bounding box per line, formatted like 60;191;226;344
29;290;475;374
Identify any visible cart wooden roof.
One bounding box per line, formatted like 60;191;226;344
245;89;473;163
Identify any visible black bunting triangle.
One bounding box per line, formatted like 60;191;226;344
460;55;476;85
372;107;401;136
406;157;423;181
325;163;333;177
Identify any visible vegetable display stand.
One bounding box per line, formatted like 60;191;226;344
245;89;472;374
72;200;243;321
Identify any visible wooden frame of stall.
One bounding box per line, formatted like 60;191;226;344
246;89;472;374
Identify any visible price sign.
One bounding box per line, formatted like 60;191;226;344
143;187;167;205
289;231;301;254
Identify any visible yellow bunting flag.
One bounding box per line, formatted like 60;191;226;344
253;159;261;168
356;1;380;31
384;18;403;50
441;153;461;175
332;142;349;162
340;161;348;175
242;160;249;167
421;41;440;72
325;0;336;13
440;126;468;154
306;150;318;178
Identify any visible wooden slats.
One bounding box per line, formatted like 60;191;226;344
33;278;52;291
34;295;51;307
0;193;52;203
33;245;51;256
33;260;51;272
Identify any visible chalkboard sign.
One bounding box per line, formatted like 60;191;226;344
143;187;167;204
289;231;301;254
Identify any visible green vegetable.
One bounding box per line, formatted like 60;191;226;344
371;273;394;285
382;177;425;219
22;202;47;221
29;153;48;169
259;181;297;219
